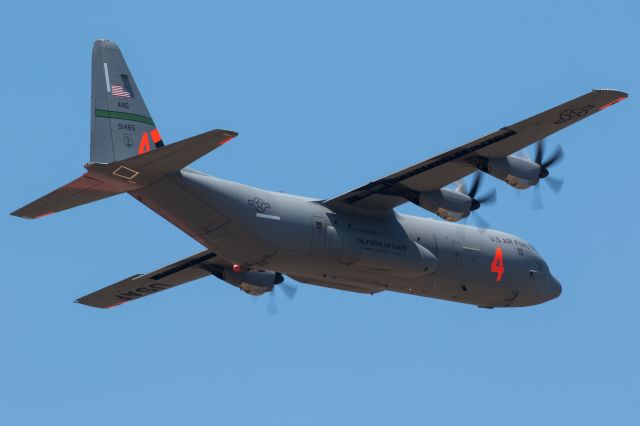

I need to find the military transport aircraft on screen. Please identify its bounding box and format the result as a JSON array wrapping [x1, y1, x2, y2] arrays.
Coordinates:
[[11, 40, 627, 309]]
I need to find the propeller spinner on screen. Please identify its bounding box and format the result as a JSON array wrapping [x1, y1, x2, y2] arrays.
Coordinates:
[[531, 139, 565, 209], [455, 172, 497, 227], [534, 139, 565, 193]]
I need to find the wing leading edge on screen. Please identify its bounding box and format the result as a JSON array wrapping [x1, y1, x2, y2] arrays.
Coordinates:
[[325, 89, 627, 211]]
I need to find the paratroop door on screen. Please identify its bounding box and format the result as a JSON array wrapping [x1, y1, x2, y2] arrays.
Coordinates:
[[310, 216, 327, 253]]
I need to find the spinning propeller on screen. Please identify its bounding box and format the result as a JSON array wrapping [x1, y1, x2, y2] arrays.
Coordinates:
[[456, 172, 497, 228], [267, 281, 298, 315], [532, 139, 565, 209]]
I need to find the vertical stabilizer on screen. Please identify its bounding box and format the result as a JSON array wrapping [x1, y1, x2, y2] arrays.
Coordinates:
[[11, 40, 237, 220], [91, 40, 164, 163]]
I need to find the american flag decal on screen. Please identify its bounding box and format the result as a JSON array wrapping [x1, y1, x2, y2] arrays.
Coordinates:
[[111, 84, 131, 98]]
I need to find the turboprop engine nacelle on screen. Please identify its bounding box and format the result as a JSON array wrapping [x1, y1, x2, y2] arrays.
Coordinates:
[[221, 269, 284, 296], [417, 188, 472, 222], [477, 155, 540, 189]]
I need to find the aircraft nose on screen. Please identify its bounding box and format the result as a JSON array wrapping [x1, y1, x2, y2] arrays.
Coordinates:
[[547, 273, 562, 301]]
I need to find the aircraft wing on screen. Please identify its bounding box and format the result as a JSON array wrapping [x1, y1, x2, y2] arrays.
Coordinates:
[[75, 250, 228, 308], [325, 89, 627, 211]]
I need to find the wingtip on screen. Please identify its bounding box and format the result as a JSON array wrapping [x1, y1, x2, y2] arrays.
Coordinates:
[[10, 211, 54, 219], [9, 210, 37, 219], [218, 129, 239, 137], [215, 130, 239, 146], [596, 91, 628, 111], [593, 88, 629, 98], [74, 298, 113, 309]]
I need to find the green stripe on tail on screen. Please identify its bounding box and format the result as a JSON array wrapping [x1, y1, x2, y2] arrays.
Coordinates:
[[95, 109, 155, 125]]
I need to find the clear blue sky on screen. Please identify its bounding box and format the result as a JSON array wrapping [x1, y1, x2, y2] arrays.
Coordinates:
[[2, 1, 638, 425]]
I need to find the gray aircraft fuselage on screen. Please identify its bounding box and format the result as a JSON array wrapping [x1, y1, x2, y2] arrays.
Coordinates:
[[132, 168, 562, 308]]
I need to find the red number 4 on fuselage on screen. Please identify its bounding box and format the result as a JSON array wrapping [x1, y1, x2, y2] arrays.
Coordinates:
[[491, 247, 504, 282]]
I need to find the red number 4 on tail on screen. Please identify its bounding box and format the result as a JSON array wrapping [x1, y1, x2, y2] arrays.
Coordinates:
[[491, 247, 504, 282]]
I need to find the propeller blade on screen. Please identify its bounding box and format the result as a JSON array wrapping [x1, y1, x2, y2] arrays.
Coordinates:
[[544, 175, 564, 194], [532, 185, 543, 210], [476, 188, 497, 205], [267, 290, 278, 315], [279, 282, 298, 300], [514, 187, 523, 198], [471, 212, 490, 229], [532, 138, 564, 203], [542, 145, 564, 169], [534, 139, 545, 165], [467, 173, 482, 199]]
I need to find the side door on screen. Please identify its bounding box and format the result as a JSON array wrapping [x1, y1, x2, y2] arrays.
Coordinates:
[[310, 215, 328, 254]]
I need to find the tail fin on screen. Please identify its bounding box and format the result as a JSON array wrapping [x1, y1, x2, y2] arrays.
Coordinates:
[[91, 39, 163, 163], [11, 40, 238, 219]]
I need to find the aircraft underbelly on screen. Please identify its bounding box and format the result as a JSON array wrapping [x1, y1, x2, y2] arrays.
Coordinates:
[[269, 255, 504, 306]]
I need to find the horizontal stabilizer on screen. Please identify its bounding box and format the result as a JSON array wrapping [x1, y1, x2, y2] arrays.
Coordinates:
[[12, 129, 237, 219], [11, 175, 121, 219], [76, 249, 226, 308], [85, 129, 238, 188]]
